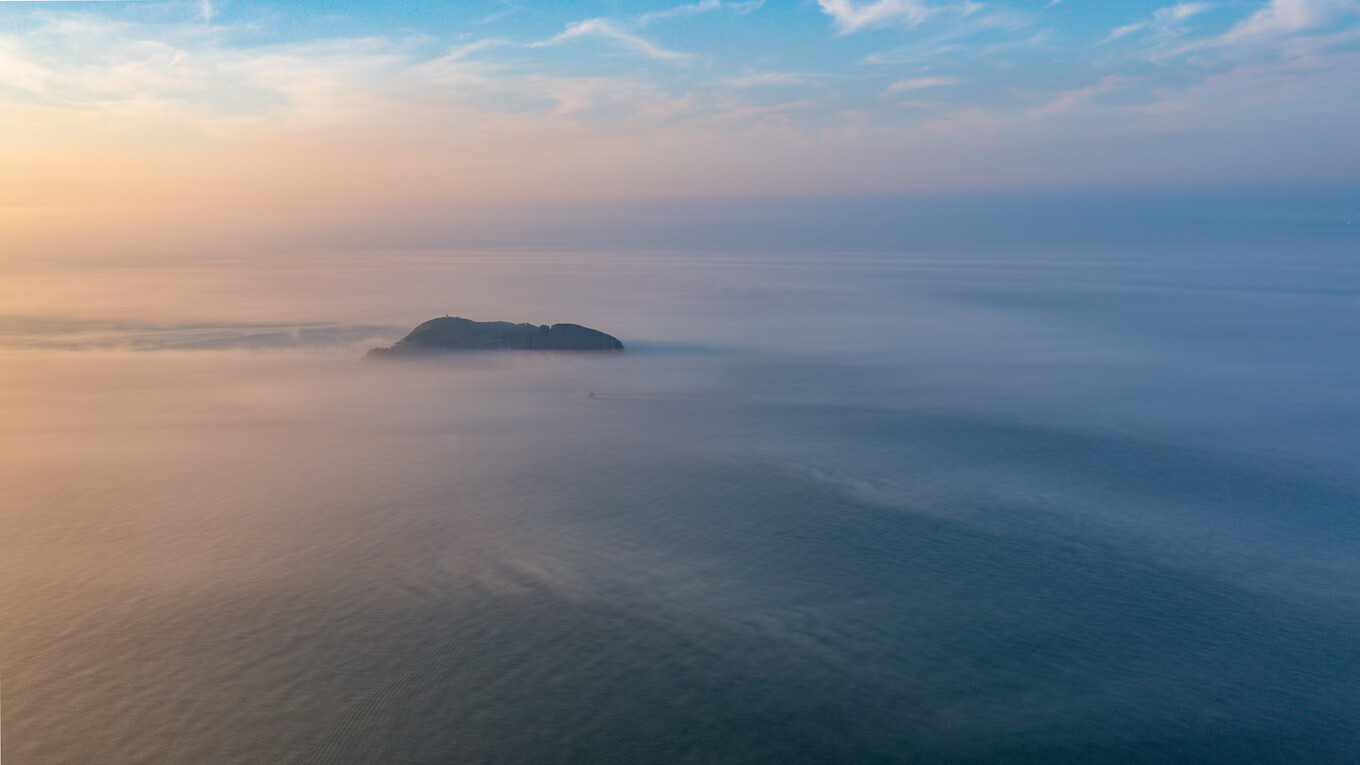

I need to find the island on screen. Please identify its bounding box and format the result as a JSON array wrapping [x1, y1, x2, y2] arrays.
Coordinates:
[[366, 316, 624, 358]]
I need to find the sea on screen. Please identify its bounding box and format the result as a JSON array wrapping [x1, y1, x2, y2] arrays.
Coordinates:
[[2, 193, 1358, 763]]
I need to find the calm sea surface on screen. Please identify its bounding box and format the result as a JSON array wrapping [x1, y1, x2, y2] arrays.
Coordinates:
[[3, 206, 1359, 762]]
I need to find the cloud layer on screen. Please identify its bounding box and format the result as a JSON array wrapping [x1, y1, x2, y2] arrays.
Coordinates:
[[0, 0, 1356, 255]]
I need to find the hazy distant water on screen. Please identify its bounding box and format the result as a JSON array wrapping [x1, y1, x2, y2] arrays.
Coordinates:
[[3, 209, 1360, 763]]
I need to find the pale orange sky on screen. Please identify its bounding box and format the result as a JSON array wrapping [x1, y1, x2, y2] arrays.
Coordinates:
[[2, 0, 1357, 330], [4, 0, 1358, 268]]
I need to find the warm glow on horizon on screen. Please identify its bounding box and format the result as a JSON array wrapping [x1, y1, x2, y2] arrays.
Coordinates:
[[2, 0, 1358, 265]]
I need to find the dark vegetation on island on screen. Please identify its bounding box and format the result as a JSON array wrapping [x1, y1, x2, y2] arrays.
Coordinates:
[[366, 316, 624, 358]]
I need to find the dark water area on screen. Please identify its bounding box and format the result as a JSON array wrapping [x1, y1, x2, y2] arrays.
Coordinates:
[[3, 209, 1359, 762]]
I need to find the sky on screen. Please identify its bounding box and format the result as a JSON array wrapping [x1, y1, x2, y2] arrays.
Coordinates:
[[1, 0, 1358, 257]]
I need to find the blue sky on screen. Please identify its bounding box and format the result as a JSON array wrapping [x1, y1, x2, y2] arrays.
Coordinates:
[[1, 0, 1358, 244]]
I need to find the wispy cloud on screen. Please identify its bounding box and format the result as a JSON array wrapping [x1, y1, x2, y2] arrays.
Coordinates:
[[637, 0, 764, 26], [883, 75, 957, 94], [1099, 3, 1213, 45], [1102, 22, 1148, 44], [1156, 0, 1359, 59], [1029, 74, 1140, 118], [1217, 0, 1357, 46], [531, 18, 689, 60], [816, 0, 944, 33], [721, 71, 828, 88], [1, 0, 1358, 217]]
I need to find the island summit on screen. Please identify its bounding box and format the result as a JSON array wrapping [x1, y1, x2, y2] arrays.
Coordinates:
[[367, 317, 624, 358]]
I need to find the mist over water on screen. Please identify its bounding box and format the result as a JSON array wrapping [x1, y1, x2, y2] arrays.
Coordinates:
[[3, 199, 1360, 763]]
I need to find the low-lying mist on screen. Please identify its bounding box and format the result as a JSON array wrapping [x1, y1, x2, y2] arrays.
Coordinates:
[[4, 201, 1360, 761]]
